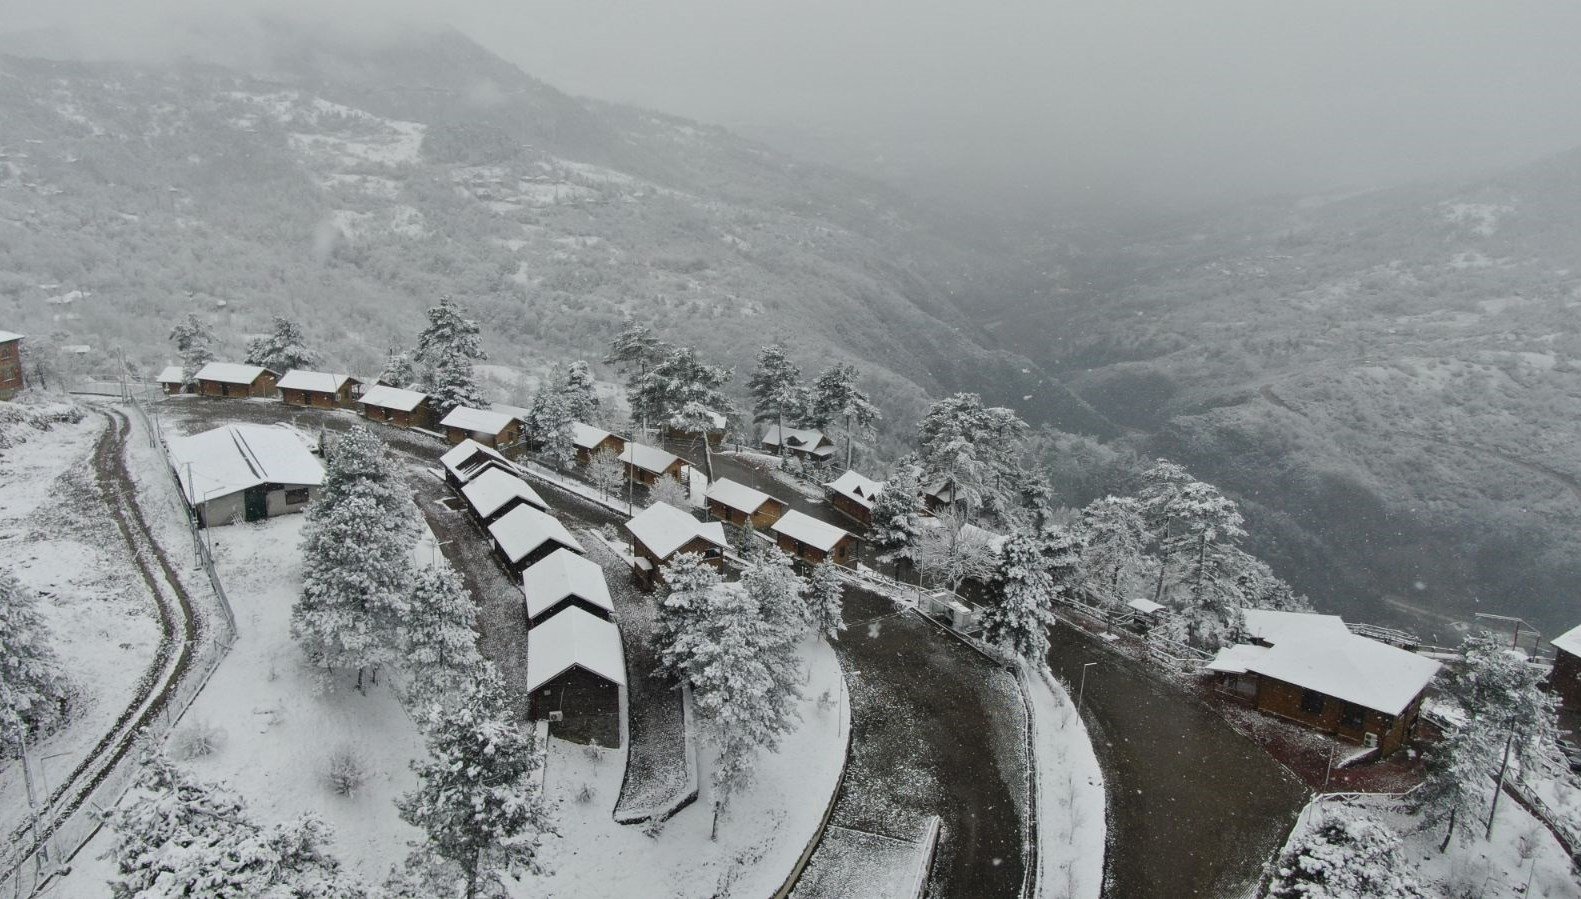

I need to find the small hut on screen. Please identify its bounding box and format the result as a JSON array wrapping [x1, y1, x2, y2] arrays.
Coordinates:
[[439, 405, 523, 449], [167, 424, 324, 527], [525, 606, 626, 745], [440, 438, 519, 488], [156, 365, 187, 396], [193, 362, 279, 398], [771, 509, 857, 567], [573, 423, 626, 465], [823, 470, 884, 526], [277, 370, 362, 409], [704, 478, 788, 529], [358, 385, 433, 429], [0, 331, 21, 399], [522, 549, 615, 627], [762, 425, 836, 462], [488, 504, 584, 576], [623, 501, 728, 588], [618, 443, 685, 487], [461, 466, 549, 525], [1550, 624, 1581, 715]]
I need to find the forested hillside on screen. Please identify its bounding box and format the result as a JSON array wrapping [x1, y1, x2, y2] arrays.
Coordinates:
[[0, 24, 1111, 457], [987, 156, 1581, 636]]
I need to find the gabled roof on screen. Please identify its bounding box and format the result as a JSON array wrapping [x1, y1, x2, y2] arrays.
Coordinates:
[[705, 478, 779, 515], [359, 384, 429, 412], [771, 509, 852, 553], [572, 422, 621, 451], [1553, 623, 1581, 659], [824, 470, 884, 510], [1207, 643, 1270, 675], [440, 405, 516, 435], [461, 466, 548, 518], [924, 479, 956, 502], [277, 370, 357, 393], [525, 605, 626, 692], [488, 504, 584, 564], [194, 362, 272, 385], [669, 408, 726, 431], [1127, 598, 1167, 616], [1246, 632, 1441, 717], [0, 330, 22, 344], [156, 365, 185, 384], [1240, 608, 1350, 646], [625, 501, 727, 560], [522, 549, 614, 620], [168, 424, 324, 503], [618, 442, 681, 475], [762, 425, 835, 454], [440, 439, 518, 484]]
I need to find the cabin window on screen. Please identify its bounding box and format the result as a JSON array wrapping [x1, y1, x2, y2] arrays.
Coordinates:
[[1340, 703, 1366, 730], [285, 488, 311, 505], [1299, 689, 1326, 715]]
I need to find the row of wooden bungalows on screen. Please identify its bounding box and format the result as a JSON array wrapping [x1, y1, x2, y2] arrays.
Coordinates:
[[440, 439, 626, 741]]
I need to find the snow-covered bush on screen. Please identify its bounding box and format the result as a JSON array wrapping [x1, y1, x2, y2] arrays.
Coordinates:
[[173, 719, 226, 760], [1269, 809, 1425, 898], [0, 568, 70, 743], [648, 476, 690, 509], [0, 399, 84, 449], [325, 744, 368, 797]]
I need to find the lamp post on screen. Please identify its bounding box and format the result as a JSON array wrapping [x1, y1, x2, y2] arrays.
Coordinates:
[[1077, 661, 1097, 712]]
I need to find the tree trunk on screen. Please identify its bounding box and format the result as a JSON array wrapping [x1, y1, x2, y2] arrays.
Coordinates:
[[845, 412, 854, 470], [356, 667, 364, 694], [1439, 806, 1457, 853], [711, 798, 723, 841], [465, 850, 481, 899], [701, 435, 715, 483], [776, 409, 786, 458]]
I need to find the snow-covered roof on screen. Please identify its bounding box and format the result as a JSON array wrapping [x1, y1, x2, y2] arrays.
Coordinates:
[[572, 422, 619, 451], [1246, 633, 1442, 717], [155, 365, 184, 384], [959, 522, 1009, 553], [0, 330, 22, 343], [1207, 643, 1270, 675], [522, 548, 614, 620], [824, 470, 884, 509], [440, 405, 516, 435], [772, 509, 852, 553], [705, 478, 778, 515], [1553, 623, 1581, 658], [440, 439, 518, 483], [488, 505, 584, 564], [1127, 598, 1167, 616], [670, 408, 726, 431], [925, 480, 956, 502], [625, 501, 727, 560], [277, 370, 356, 393], [526, 605, 626, 692], [359, 384, 428, 412], [461, 466, 548, 518], [1241, 608, 1350, 646], [193, 362, 272, 385], [168, 424, 325, 503], [618, 442, 681, 475], [762, 425, 835, 455]]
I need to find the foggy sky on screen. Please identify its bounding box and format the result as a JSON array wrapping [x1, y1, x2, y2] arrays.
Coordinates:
[[7, 0, 1581, 211]]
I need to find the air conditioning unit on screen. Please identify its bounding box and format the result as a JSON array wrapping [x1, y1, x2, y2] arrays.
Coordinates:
[[1363, 732, 1379, 748], [949, 601, 977, 632], [548, 711, 564, 723]]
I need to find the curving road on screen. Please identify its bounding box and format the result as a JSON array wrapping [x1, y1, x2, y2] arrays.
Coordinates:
[[1047, 623, 1306, 899]]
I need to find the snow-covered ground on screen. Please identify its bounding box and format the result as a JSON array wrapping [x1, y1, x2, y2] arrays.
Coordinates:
[[517, 637, 848, 898], [1024, 665, 1105, 899]]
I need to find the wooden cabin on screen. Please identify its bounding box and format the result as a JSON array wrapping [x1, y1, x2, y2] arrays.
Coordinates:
[[624, 501, 728, 588], [1550, 624, 1581, 715], [460, 466, 549, 525], [771, 509, 857, 568], [358, 384, 433, 429], [488, 504, 585, 576], [277, 370, 362, 409], [440, 439, 520, 488], [618, 443, 686, 488], [1209, 625, 1440, 757], [522, 549, 615, 627], [526, 606, 626, 747], [440, 405, 523, 450], [155, 365, 188, 396], [762, 425, 836, 462], [923, 479, 956, 515], [704, 478, 788, 529], [824, 470, 884, 527], [662, 407, 727, 449], [573, 422, 626, 465], [166, 424, 324, 527], [0, 331, 20, 399], [193, 362, 279, 398]]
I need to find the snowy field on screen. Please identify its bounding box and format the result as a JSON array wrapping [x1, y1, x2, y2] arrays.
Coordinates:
[[518, 637, 848, 898], [0, 406, 161, 849]]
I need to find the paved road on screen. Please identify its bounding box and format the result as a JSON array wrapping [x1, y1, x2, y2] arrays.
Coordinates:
[[1048, 624, 1307, 899]]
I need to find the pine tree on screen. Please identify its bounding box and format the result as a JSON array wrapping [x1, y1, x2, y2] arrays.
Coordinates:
[[1075, 496, 1152, 609], [748, 345, 803, 458], [291, 427, 417, 690], [243, 316, 317, 373], [380, 350, 419, 389], [632, 347, 731, 479], [1269, 811, 1425, 898], [806, 563, 846, 641], [980, 528, 1060, 667], [653, 552, 724, 679], [604, 316, 669, 436], [525, 368, 577, 467], [1227, 549, 1311, 613], [916, 394, 1027, 525], [559, 360, 599, 422], [809, 363, 880, 470], [168, 313, 214, 385], [398, 674, 551, 899], [414, 297, 487, 417], [870, 460, 925, 571], [740, 546, 809, 641], [1413, 721, 1489, 851], [1454, 631, 1561, 778], [0, 568, 69, 741], [404, 562, 485, 709]]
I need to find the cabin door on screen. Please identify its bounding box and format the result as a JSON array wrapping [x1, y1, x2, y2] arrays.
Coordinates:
[[243, 487, 269, 522]]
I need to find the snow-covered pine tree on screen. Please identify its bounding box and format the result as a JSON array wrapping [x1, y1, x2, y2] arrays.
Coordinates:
[[1452, 631, 1561, 778], [397, 674, 551, 899], [243, 316, 317, 373], [1076, 496, 1152, 610], [807, 562, 847, 641], [915, 393, 1028, 525], [869, 459, 925, 571], [1269, 810, 1425, 898], [525, 370, 577, 467], [604, 315, 669, 436], [168, 313, 215, 385], [1145, 471, 1247, 649], [740, 546, 809, 641], [291, 427, 417, 690], [380, 349, 419, 389], [0, 568, 69, 741], [809, 362, 880, 470], [634, 347, 730, 479], [413, 297, 487, 417], [404, 561, 485, 710], [560, 360, 600, 423], [1412, 721, 1489, 851], [653, 552, 725, 680], [1227, 548, 1311, 612], [748, 345, 803, 458], [980, 528, 1060, 667]]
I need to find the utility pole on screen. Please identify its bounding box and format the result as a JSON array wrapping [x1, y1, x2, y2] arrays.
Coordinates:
[[1077, 661, 1097, 712], [16, 729, 47, 879]]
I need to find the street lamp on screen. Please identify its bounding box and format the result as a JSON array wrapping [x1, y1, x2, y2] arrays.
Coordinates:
[[1077, 661, 1097, 712]]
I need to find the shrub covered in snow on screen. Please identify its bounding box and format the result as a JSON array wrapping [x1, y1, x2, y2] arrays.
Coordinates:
[[172, 719, 226, 760], [0, 567, 70, 744], [1269, 809, 1426, 898], [0, 398, 84, 449], [324, 744, 369, 797]]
